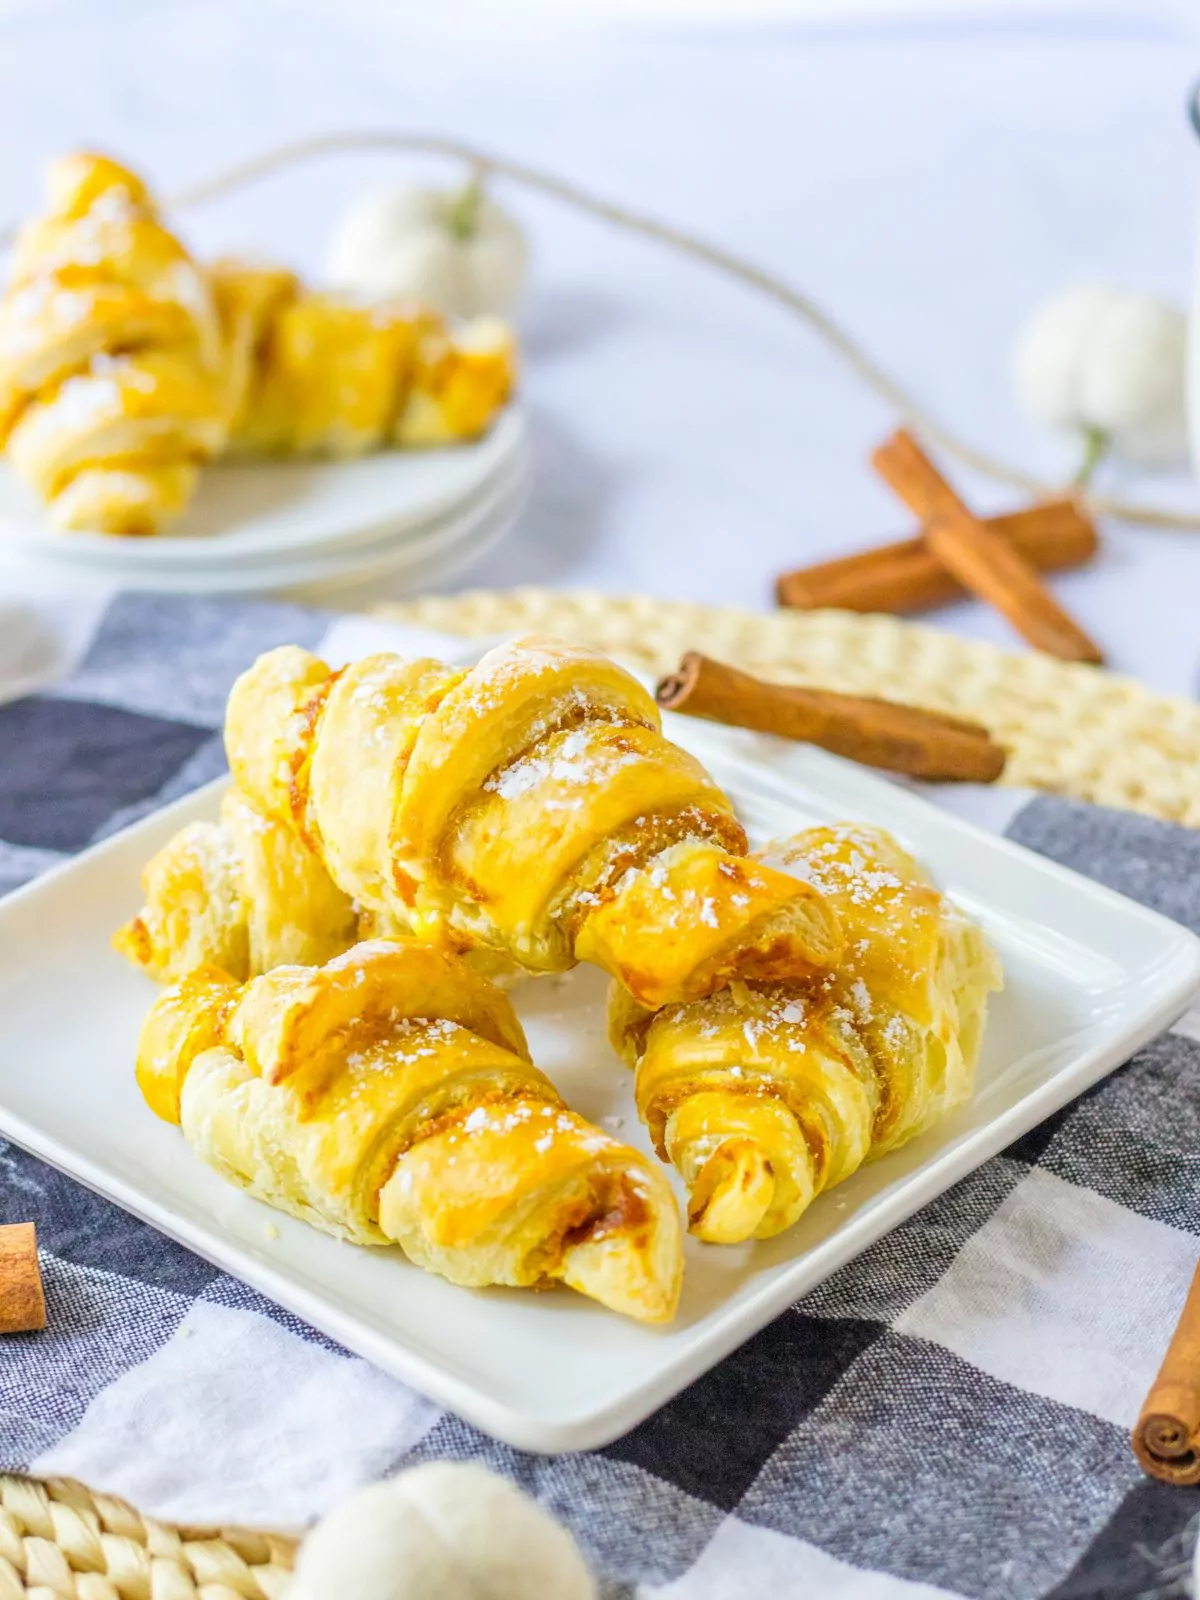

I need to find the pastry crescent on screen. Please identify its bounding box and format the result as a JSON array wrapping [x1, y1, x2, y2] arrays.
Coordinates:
[[0, 153, 226, 535], [137, 938, 683, 1322], [215, 637, 843, 1006], [610, 824, 1002, 1243]]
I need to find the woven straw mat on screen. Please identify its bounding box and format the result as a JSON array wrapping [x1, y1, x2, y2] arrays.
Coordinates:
[[0, 1474, 296, 1598], [378, 588, 1200, 827]]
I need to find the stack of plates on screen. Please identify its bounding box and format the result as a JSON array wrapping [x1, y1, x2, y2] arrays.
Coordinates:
[[0, 406, 529, 601]]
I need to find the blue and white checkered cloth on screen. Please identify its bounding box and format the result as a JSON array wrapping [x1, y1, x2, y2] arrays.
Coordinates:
[[2, 591, 1199, 1599]]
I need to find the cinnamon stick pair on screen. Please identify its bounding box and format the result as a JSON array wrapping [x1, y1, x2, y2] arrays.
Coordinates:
[[777, 429, 1103, 665], [872, 431, 1103, 664], [777, 498, 1097, 615], [657, 651, 1005, 783]]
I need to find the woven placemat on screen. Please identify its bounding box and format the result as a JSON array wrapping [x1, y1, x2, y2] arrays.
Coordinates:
[[378, 588, 1200, 826], [0, 1475, 295, 1598]]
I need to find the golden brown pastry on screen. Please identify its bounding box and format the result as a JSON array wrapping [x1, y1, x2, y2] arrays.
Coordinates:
[[610, 824, 1002, 1244], [113, 786, 360, 984], [137, 938, 683, 1322], [112, 783, 527, 987], [391, 313, 516, 448], [209, 258, 515, 458], [205, 259, 299, 446], [0, 153, 227, 534], [110, 777, 524, 985], [214, 637, 842, 1008]]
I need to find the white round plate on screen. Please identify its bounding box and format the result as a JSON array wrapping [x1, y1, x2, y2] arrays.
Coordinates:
[[13, 432, 530, 584], [283, 472, 529, 606], [247, 445, 530, 597], [0, 446, 530, 598], [0, 405, 526, 568]]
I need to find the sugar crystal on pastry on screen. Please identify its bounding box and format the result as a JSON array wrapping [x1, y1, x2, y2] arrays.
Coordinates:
[[135, 938, 682, 1321], [0, 152, 228, 534], [211, 635, 844, 1008], [611, 823, 1002, 1245]]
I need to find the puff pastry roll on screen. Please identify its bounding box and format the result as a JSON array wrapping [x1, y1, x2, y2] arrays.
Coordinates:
[[137, 938, 683, 1321], [610, 824, 1002, 1244], [218, 637, 842, 1007], [113, 786, 360, 983], [209, 258, 515, 458], [0, 153, 226, 534]]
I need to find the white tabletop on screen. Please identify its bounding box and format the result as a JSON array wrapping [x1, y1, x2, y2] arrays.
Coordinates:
[[1, 1, 1199, 691]]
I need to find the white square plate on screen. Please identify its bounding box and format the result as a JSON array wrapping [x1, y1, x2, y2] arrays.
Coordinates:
[[1, 703, 1198, 1453]]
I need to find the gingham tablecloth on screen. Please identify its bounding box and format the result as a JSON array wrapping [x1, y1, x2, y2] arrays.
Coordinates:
[[2, 592, 1200, 1600]]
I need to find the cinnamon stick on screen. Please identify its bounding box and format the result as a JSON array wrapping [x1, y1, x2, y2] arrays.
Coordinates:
[[1133, 1262, 1200, 1485], [776, 498, 1098, 615], [657, 651, 1006, 783], [0, 1223, 46, 1334], [872, 430, 1104, 664]]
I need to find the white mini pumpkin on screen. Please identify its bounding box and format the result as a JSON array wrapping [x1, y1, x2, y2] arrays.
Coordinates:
[[1013, 284, 1188, 475], [288, 1462, 597, 1600], [327, 180, 529, 320]]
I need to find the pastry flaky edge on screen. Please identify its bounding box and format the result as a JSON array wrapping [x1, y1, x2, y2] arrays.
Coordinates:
[[205, 635, 843, 1008], [610, 824, 1003, 1245], [111, 782, 517, 987], [113, 785, 361, 983], [136, 936, 684, 1323]]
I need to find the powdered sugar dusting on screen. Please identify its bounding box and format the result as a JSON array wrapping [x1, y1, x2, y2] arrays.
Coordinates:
[[487, 726, 620, 805]]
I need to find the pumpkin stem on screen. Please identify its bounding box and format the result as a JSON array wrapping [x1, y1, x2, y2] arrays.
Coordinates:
[[446, 172, 485, 242], [1073, 425, 1109, 488]]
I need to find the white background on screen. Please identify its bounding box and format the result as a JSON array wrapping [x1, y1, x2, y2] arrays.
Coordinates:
[[1, 1, 1199, 690]]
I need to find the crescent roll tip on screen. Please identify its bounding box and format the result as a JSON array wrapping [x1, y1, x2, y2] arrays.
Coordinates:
[[615, 823, 1002, 1245]]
